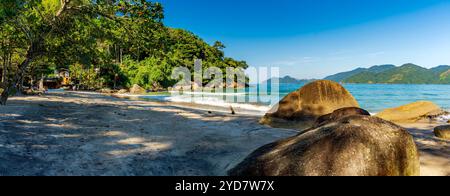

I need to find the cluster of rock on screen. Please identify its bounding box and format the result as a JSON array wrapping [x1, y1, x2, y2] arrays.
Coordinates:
[[169, 81, 247, 91], [230, 80, 433, 176], [114, 81, 247, 95]]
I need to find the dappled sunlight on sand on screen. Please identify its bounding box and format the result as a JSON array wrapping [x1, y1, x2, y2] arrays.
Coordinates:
[[0, 113, 22, 118], [102, 131, 127, 137], [3, 91, 447, 176], [107, 139, 173, 158], [0, 92, 297, 175], [16, 120, 41, 124], [49, 134, 82, 139]]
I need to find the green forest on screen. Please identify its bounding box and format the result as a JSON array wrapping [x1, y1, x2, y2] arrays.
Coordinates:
[[325, 64, 450, 84], [343, 64, 450, 84], [0, 0, 248, 104]]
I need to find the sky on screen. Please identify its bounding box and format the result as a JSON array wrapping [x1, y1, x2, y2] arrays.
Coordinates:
[[157, 0, 450, 79]]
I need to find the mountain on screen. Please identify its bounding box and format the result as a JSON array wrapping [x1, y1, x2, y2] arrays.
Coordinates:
[[430, 65, 450, 74], [341, 64, 450, 84], [265, 76, 314, 84], [324, 64, 395, 82]]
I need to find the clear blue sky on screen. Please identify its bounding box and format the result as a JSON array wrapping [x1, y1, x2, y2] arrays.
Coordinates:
[[157, 0, 450, 79]]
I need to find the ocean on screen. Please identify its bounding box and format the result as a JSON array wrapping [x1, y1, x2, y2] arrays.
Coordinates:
[[135, 83, 450, 118]]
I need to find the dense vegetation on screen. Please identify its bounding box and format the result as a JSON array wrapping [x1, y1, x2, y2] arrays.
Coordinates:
[[324, 64, 396, 82], [0, 0, 248, 104], [326, 64, 450, 84]]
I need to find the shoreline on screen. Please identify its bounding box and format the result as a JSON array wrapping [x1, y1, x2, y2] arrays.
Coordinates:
[[111, 92, 271, 117], [0, 91, 448, 176], [111, 91, 450, 122]]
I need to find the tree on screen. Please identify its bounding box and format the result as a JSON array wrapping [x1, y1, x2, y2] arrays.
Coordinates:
[[0, 0, 164, 104], [0, 0, 249, 104]]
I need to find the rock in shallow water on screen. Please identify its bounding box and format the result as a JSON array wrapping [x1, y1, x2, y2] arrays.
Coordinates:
[[260, 80, 359, 130], [230, 115, 420, 176], [375, 101, 446, 123], [434, 125, 450, 140]]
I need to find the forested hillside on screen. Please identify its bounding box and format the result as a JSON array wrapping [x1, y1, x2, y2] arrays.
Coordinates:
[[325, 64, 450, 84]]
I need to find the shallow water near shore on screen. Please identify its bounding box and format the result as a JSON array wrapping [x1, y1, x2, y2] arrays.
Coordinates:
[[118, 83, 450, 121]]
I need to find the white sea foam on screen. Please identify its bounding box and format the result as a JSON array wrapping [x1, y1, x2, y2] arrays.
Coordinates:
[[168, 91, 247, 96], [164, 95, 272, 114], [436, 112, 450, 122]]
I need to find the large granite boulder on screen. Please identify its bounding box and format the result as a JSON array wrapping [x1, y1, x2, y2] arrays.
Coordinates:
[[230, 115, 420, 176], [434, 125, 450, 140], [375, 101, 447, 123], [129, 84, 146, 95], [260, 80, 359, 130], [312, 107, 371, 129]]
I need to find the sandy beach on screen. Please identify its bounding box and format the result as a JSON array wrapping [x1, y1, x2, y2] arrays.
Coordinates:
[[0, 91, 448, 176]]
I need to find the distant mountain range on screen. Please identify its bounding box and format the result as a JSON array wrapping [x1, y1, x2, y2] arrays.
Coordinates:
[[324, 64, 450, 84], [264, 76, 315, 84], [324, 64, 396, 82], [268, 64, 450, 85]]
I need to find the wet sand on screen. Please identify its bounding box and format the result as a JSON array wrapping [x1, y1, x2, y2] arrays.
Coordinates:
[[0, 91, 448, 176]]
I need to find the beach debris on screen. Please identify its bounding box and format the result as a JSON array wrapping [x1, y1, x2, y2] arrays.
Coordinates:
[[260, 80, 359, 130], [375, 101, 447, 123], [229, 115, 420, 176], [230, 106, 236, 115], [434, 125, 450, 140]]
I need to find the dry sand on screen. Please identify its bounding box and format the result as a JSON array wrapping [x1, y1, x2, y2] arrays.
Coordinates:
[[398, 123, 449, 176], [0, 91, 295, 176], [0, 91, 448, 176]]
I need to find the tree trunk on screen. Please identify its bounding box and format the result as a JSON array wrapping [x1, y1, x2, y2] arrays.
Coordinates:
[[0, 51, 32, 105], [39, 74, 44, 91], [1, 53, 6, 83], [1, 0, 70, 105], [0, 87, 8, 105]]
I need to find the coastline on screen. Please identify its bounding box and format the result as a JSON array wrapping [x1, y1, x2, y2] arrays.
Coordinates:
[[111, 91, 450, 123], [111, 92, 271, 117], [0, 91, 448, 176]]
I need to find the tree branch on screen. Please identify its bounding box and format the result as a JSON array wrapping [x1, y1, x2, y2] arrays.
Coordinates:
[[56, 0, 71, 18]]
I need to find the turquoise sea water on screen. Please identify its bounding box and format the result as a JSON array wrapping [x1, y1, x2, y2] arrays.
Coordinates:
[[137, 83, 450, 114], [344, 84, 450, 112], [278, 83, 450, 112]]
